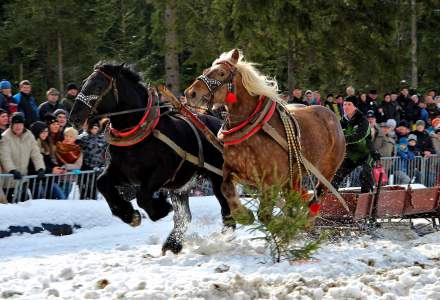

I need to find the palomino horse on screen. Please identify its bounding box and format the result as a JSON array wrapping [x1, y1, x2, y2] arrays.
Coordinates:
[[185, 49, 346, 224]]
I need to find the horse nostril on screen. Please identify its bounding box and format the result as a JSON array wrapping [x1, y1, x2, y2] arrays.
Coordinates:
[[191, 91, 197, 98]]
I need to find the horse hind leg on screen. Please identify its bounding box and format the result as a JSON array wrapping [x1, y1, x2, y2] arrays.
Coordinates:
[[97, 166, 141, 227], [162, 191, 192, 255]]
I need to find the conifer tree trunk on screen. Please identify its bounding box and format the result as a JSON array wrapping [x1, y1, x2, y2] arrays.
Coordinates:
[[164, 2, 180, 95], [57, 31, 64, 94], [411, 0, 417, 89], [287, 34, 295, 95]]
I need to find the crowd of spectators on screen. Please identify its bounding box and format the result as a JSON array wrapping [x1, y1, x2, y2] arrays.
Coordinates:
[[0, 79, 107, 203], [284, 85, 440, 184]]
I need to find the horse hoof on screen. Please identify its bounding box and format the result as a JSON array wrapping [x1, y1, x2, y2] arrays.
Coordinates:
[[130, 210, 142, 227], [222, 215, 237, 231], [161, 241, 183, 255], [231, 208, 255, 225]]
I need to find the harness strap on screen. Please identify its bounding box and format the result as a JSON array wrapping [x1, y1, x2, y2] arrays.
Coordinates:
[[261, 122, 350, 213], [173, 115, 205, 168], [152, 130, 223, 177]]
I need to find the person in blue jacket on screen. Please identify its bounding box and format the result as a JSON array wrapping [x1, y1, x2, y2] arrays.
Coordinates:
[[13, 80, 39, 128]]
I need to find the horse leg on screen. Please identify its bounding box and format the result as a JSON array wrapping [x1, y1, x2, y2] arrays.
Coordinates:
[[136, 184, 172, 221], [221, 171, 255, 225], [162, 191, 191, 255], [97, 166, 141, 227], [209, 174, 236, 230]]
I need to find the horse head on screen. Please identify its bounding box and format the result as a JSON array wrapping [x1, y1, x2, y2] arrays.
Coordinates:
[[185, 49, 281, 117], [70, 63, 145, 130]]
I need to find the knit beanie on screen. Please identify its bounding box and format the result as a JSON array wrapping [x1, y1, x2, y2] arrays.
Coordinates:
[[30, 121, 48, 139], [0, 79, 11, 89]]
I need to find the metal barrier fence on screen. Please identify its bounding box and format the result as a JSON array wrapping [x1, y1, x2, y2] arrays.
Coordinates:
[[1, 155, 440, 204], [0, 170, 99, 204], [342, 154, 440, 188]]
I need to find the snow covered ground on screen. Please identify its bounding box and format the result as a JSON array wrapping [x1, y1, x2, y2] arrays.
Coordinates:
[[1, 197, 440, 299]]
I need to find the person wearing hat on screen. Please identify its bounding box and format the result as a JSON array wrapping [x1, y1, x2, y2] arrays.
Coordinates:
[[409, 120, 436, 157], [331, 96, 379, 193], [0, 112, 45, 201], [397, 87, 411, 120], [13, 80, 40, 128], [29, 121, 66, 199], [0, 79, 17, 115], [44, 113, 63, 147], [374, 122, 396, 157], [60, 82, 79, 114], [54, 108, 71, 135], [407, 133, 422, 156], [430, 127, 440, 155], [77, 118, 107, 199], [38, 88, 65, 120]]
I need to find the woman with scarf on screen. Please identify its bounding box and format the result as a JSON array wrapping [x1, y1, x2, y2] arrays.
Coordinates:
[[29, 121, 66, 199]]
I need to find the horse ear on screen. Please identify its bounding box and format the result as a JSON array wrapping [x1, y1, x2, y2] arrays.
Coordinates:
[[230, 49, 240, 65]]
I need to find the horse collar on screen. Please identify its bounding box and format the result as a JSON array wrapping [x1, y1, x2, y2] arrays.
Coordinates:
[[218, 96, 277, 145], [105, 90, 161, 147]]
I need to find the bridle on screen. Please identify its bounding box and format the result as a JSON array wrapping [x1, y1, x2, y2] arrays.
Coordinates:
[[196, 61, 237, 104], [76, 69, 146, 119]]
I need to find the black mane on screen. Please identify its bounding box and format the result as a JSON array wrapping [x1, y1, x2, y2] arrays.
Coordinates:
[[94, 61, 144, 84]]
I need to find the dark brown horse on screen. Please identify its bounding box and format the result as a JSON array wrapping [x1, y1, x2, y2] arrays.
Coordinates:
[[185, 49, 346, 224]]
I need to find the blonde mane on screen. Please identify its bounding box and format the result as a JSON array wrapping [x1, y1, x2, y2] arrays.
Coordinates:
[[213, 50, 282, 102]]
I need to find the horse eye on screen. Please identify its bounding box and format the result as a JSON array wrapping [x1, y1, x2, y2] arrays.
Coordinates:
[[220, 71, 225, 77]]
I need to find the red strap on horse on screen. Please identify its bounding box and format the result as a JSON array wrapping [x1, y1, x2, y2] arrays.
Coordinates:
[[222, 96, 265, 135], [110, 92, 154, 138], [222, 96, 277, 145]]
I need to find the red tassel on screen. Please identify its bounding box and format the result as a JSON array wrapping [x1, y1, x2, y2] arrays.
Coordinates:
[[225, 92, 237, 103], [309, 203, 320, 216]]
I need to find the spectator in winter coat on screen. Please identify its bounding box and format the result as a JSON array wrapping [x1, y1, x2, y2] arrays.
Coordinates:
[[38, 88, 65, 120], [288, 88, 308, 105], [357, 93, 369, 114], [54, 108, 71, 134], [56, 127, 82, 171], [77, 119, 107, 199], [395, 137, 416, 184], [55, 127, 83, 198], [324, 94, 343, 120], [431, 127, 440, 155], [418, 101, 430, 124], [397, 87, 411, 120], [396, 120, 411, 141], [0, 109, 9, 135], [45, 113, 63, 150], [410, 120, 436, 157], [407, 134, 423, 156], [0, 113, 45, 201], [77, 119, 107, 171], [29, 121, 66, 199], [60, 83, 79, 114], [374, 123, 396, 157], [331, 96, 379, 193], [0, 80, 17, 115], [378, 93, 399, 123], [366, 90, 379, 117], [13, 80, 39, 127]]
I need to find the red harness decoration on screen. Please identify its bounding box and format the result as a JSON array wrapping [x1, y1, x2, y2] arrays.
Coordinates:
[[106, 92, 161, 147], [221, 96, 277, 145]]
